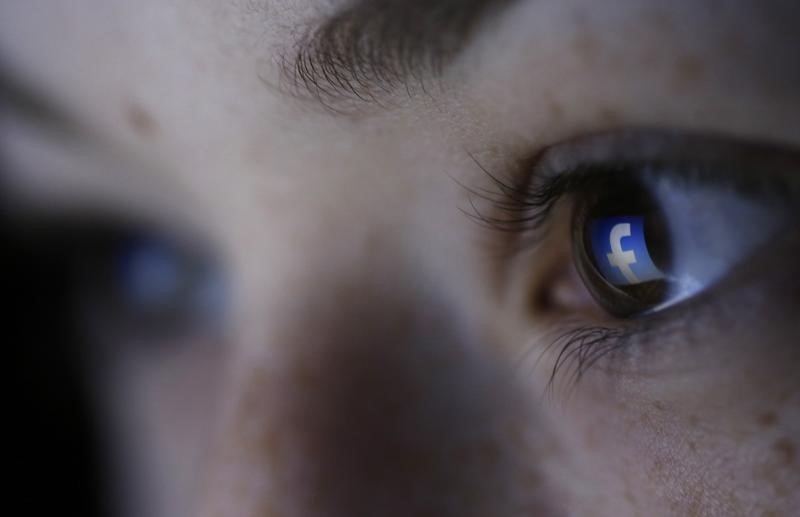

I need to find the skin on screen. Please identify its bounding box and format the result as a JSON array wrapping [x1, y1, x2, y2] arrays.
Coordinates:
[[1, 0, 798, 516]]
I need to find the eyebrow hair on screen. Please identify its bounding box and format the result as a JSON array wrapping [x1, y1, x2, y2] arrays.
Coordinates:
[[282, 0, 517, 112]]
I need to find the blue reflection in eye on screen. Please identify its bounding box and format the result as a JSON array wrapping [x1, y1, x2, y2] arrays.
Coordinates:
[[118, 239, 183, 309], [645, 177, 784, 306], [188, 261, 228, 319], [589, 215, 664, 286], [112, 235, 227, 333], [579, 169, 788, 315]]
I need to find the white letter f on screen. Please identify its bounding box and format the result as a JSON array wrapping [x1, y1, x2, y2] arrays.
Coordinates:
[[607, 223, 640, 284]]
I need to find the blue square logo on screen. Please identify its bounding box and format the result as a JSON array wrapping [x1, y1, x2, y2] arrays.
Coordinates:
[[589, 216, 664, 286]]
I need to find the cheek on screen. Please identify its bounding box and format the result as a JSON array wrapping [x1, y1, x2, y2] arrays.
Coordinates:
[[558, 340, 800, 517], [197, 280, 568, 517], [546, 234, 800, 514]]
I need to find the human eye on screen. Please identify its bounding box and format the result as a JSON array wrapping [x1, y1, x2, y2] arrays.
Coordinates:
[[3, 81, 231, 517], [1, 96, 228, 350], [5, 209, 228, 350], [475, 129, 800, 381]]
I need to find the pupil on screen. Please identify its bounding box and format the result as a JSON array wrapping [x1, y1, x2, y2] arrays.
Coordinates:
[[576, 176, 673, 316], [118, 239, 183, 310]]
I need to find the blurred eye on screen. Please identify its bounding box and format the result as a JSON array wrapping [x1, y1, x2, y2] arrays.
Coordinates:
[[84, 227, 228, 342], [572, 165, 790, 317], [6, 212, 228, 346], [3, 207, 228, 516]]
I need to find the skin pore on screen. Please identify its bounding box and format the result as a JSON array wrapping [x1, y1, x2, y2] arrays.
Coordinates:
[[1, 0, 798, 516]]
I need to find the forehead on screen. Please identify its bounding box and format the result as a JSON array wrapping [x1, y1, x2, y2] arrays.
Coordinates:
[[1, 0, 797, 176], [2, 1, 796, 104]]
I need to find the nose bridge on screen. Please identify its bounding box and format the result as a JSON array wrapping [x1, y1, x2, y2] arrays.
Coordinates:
[[203, 249, 555, 516], [276, 287, 507, 515]]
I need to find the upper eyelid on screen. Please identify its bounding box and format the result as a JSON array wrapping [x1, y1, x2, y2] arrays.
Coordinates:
[[0, 108, 200, 239], [465, 129, 800, 260], [533, 129, 800, 182]]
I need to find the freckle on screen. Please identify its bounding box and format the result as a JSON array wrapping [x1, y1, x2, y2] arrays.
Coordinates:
[[644, 9, 676, 33], [547, 96, 564, 121], [125, 102, 159, 138], [674, 55, 706, 84], [583, 422, 605, 450], [773, 438, 796, 466], [686, 488, 703, 517], [623, 484, 637, 505], [720, 31, 746, 55], [571, 32, 601, 65], [638, 47, 662, 68], [688, 440, 697, 453], [687, 413, 699, 427], [652, 400, 666, 411], [597, 107, 621, 126], [652, 455, 665, 475], [757, 411, 778, 428]]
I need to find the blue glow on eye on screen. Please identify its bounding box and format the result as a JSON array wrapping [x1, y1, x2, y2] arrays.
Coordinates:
[[189, 265, 228, 318], [114, 235, 229, 332], [118, 239, 182, 308], [589, 216, 664, 286]]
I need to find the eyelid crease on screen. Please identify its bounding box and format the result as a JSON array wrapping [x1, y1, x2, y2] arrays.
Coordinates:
[[466, 130, 800, 254], [534, 129, 800, 182]]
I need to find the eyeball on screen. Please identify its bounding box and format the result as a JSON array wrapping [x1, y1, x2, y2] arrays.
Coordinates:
[[573, 166, 788, 318], [70, 223, 229, 344]]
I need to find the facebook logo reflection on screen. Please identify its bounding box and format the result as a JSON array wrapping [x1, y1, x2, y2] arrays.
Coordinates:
[[589, 216, 664, 286]]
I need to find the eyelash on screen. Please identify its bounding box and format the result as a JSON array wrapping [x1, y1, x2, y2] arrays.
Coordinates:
[[463, 159, 640, 390], [466, 137, 797, 390], [539, 324, 631, 398], [467, 155, 792, 245], [462, 153, 568, 240]]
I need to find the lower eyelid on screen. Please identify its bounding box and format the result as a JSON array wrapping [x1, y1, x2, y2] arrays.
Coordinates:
[[560, 228, 800, 381], [537, 216, 800, 387], [541, 324, 632, 392]]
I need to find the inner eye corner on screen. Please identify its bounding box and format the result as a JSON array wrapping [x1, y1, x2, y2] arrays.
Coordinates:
[[523, 207, 603, 321]]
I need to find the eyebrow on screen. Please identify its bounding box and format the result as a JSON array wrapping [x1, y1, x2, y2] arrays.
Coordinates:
[[282, 0, 517, 112]]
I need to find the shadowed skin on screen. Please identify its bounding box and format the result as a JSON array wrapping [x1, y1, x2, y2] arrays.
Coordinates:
[[0, 0, 798, 516]]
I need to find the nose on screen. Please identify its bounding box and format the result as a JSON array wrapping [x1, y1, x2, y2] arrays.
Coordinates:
[[198, 235, 558, 516]]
